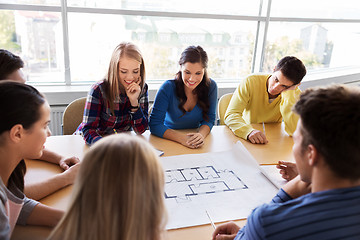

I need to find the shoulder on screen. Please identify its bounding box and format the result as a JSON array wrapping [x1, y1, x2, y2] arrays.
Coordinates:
[[91, 80, 105, 89], [238, 74, 269, 91], [89, 80, 106, 95], [159, 79, 176, 92], [208, 78, 218, 89], [244, 73, 270, 83]]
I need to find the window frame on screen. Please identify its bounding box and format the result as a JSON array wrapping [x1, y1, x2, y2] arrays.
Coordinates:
[[0, 0, 360, 86]]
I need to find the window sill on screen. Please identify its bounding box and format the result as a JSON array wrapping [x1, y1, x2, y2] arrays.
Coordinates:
[[35, 67, 360, 106]]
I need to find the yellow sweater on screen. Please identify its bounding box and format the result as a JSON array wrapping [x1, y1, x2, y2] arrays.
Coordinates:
[[224, 74, 301, 139]]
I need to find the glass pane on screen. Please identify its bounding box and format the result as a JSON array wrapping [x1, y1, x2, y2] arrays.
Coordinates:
[[271, 0, 360, 19], [68, 13, 257, 83], [0, 0, 60, 6], [68, 0, 261, 16], [263, 22, 360, 73], [0, 10, 65, 83]]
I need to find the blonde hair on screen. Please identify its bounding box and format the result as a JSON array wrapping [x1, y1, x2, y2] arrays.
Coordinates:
[[104, 42, 146, 113], [49, 134, 166, 240]]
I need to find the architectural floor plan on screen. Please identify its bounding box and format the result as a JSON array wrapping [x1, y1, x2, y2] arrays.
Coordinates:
[[161, 142, 279, 230], [165, 166, 248, 202]]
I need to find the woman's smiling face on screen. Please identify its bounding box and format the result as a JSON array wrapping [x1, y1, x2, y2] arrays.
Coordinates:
[[181, 62, 205, 90]]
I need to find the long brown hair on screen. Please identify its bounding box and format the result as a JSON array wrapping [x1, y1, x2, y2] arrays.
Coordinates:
[[175, 45, 210, 121], [49, 134, 167, 240], [104, 42, 146, 113]]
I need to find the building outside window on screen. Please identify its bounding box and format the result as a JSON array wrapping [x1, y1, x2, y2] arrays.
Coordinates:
[[0, 0, 359, 85]]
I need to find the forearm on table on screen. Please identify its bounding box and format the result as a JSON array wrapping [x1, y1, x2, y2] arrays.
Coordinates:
[[224, 92, 253, 139], [24, 173, 71, 200], [82, 128, 102, 145], [162, 129, 187, 145], [38, 149, 62, 164], [224, 113, 254, 139]]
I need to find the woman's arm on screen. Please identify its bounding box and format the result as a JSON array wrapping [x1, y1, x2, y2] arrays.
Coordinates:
[[39, 149, 79, 170], [130, 83, 149, 134], [26, 203, 63, 227], [149, 81, 172, 137], [81, 84, 104, 145], [200, 79, 218, 131], [24, 163, 80, 200]]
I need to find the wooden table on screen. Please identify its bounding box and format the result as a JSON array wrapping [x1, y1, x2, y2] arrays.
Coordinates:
[[11, 124, 294, 240]]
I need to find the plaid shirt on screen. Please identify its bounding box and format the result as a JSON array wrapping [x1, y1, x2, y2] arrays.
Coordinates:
[[77, 80, 148, 145]]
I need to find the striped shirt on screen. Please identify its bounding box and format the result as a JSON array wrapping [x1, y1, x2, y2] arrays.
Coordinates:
[[235, 187, 360, 240], [77, 80, 148, 145]]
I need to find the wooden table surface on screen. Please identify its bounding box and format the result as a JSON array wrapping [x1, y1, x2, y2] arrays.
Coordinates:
[[12, 124, 294, 240]]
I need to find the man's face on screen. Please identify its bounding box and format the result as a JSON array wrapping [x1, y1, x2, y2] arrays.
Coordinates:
[[292, 119, 312, 183], [267, 70, 294, 97]]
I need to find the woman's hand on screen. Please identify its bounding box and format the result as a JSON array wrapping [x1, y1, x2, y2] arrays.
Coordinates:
[[125, 77, 142, 107], [59, 156, 80, 170], [186, 132, 205, 148]]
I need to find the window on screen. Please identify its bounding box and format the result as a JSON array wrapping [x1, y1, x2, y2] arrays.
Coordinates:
[[0, 9, 65, 83], [264, 22, 360, 72], [0, 0, 359, 85]]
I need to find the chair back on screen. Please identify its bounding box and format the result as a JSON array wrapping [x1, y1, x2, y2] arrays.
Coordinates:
[[62, 97, 87, 135], [217, 93, 233, 125]]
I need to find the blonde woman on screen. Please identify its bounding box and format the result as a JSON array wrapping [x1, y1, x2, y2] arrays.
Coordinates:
[[49, 134, 166, 240], [77, 42, 148, 145]]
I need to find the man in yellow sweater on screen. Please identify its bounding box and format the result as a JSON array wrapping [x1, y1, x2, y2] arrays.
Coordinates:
[[225, 56, 306, 144]]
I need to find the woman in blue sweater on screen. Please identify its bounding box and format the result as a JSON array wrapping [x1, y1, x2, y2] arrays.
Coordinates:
[[149, 46, 217, 149]]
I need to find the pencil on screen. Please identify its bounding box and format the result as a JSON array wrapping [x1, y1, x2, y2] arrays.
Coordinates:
[[205, 210, 216, 229], [262, 122, 266, 135], [113, 129, 118, 134]]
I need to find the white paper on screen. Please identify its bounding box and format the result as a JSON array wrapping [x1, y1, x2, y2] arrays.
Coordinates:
[[161, 141, 279, 229], [259, 165, 288, 189]]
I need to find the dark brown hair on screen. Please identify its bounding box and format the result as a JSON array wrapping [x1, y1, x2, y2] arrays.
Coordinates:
[[0, 81, 45, 191], [0, 49, 24, 80], [175, 46, 210, 121], [294, 85, 360, 180], [275, 56, 306, 85]]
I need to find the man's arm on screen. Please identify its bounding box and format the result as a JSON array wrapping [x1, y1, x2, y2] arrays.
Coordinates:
[[281, 175, 311, 199], [280, 87, 301, 136], [224, 81, 254, 140]]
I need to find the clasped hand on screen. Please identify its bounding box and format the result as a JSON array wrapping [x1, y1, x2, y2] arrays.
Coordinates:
[[185, 132, 204, 149]]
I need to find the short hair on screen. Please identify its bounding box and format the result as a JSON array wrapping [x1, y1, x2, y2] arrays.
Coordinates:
[[104, 42, 146, 113], [49, 134, 166, 240], [274, 56, 306, 85], [0, 49, 24, 80], [294, 85, 360, 180]]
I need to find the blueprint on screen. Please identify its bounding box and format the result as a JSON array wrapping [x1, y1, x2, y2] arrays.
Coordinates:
[[161, 141, 279, 229]]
